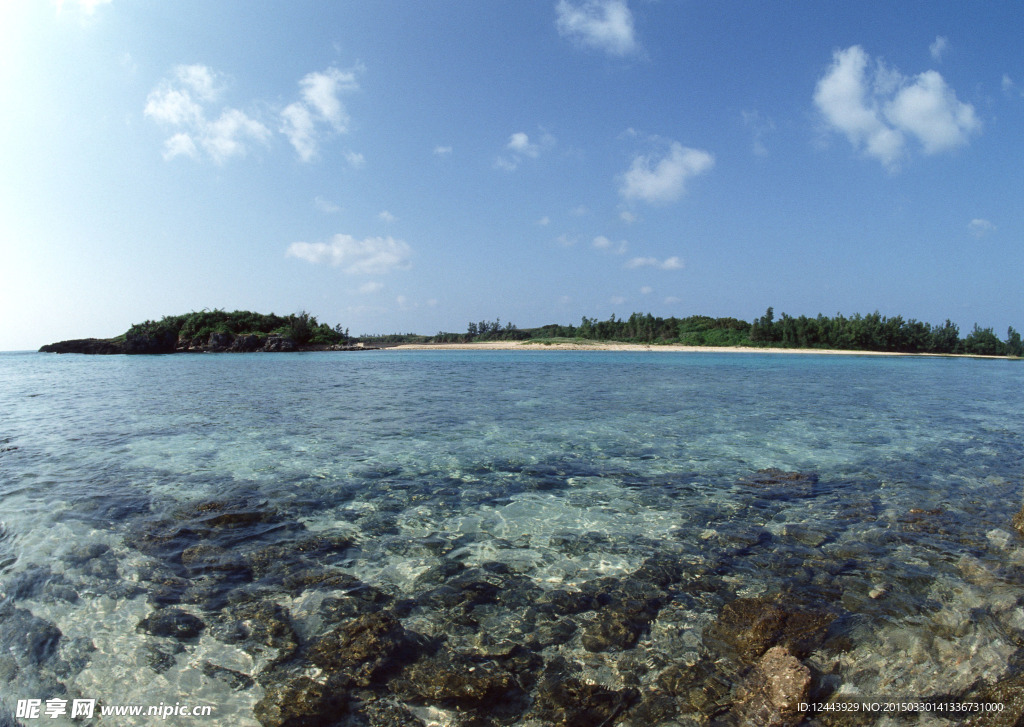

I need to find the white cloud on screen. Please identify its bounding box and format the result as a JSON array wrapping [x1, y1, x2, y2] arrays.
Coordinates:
[[556, 234, 578, 247], [144, 65, 270, 164], [378, 210, 396, 223], [300, 67, 358, 129], [968, 218, 996, 238], [496, 131, 554, 171], [433, 145, 453, 156], [664, 296, 681, 304], [929, 36, 948, 62], [508, 132, 539, 157], [314, 196, 340, 213], [619, 210, 637, 224], [886, 71, 981, 155], [814, 45, 980, 169], [202, 108, 272, 164], [538, 216, 551, 226], [281, 65, 361, 162], [610, 296, 626, 305], [625, 256, 683, 270], [344, 151, 366, 168], [620, 141, 714, 204], [162, 132, 197, 161], [286, 234, 412, 274], [359, 281, 384, 294], [640, 286, 653, 294], [556, 0, 639, 57], [593, 236, 627, 254]]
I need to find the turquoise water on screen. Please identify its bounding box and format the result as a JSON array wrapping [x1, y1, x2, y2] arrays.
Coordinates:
[[1, 350, 1023, 725]]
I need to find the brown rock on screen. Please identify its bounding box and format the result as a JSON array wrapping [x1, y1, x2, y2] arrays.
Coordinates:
[[732, 646, 811, 727], [1012, 504, 1024, 536], [705, 596, 834, 662]]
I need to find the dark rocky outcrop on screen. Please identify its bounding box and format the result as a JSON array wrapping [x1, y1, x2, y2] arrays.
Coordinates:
[[125, 330, 178, 354], [137, 607, 205, 641], [38, 338, 125, 354], [705, 595, 835, 662]]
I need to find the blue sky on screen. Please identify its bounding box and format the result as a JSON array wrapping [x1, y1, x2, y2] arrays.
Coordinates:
[[2, 1, 1022, 349]]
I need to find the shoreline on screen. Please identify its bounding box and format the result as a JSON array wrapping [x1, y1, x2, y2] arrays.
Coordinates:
[[390, 340, 1011, 358]]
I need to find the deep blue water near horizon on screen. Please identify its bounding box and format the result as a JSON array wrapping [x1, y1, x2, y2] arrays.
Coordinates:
[[2, 350, 1024, 725]]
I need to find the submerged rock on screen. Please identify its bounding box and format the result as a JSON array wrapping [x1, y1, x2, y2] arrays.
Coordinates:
[[962, 671, 1024, 727], [0, 603, 62, 667], [306, 612, 418, 687], [201, 661, 255, 691], [137, 607, 205, 641], [705, 595, 834, 662], [528, 658, 638, 726], [217, 601, 299, 659], [732, 645, 811, 727], [738, 468, 820, 498], [1012, 504, 1024, 537], [253, 674, 348, 727], [393, 649, 519, 708]]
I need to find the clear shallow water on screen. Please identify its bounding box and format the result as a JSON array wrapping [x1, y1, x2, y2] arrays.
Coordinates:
[[1, 350, 1023, 725]]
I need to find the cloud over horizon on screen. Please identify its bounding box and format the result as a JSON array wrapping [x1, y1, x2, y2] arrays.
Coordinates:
[[814, 45, 980, 169], [286, 234, 412, 274], [620, 141, 714, 204], [556, 0, 639, 57]]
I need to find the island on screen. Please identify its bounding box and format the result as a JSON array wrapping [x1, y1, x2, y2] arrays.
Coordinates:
[[40, 308, 1023, 357], [39, 310, 363, 354]]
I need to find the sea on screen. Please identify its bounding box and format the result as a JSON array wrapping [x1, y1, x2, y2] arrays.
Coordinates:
[[1, 349, 1023, 726]]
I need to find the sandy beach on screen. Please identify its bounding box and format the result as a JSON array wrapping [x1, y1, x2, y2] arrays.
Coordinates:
[[390, 340, 928, 355]]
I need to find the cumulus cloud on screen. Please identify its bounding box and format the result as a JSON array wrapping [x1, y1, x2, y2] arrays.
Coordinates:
[[620, 141, 714, 204], [359, 281, 384, 294], [495, 131, 554, 171], [433, 145, 453, 156], [640, 286, 653, 294], [286, 234, 412, 274], [144, 65, 270, 163], [610, 296, 626, 305], [593, 236, 627, 254], [968, 218, 996, 238], [814, 45, 980, 169], [281, 66, 361, 162], [556, 0, 639, 57], [929, 36, 948, 62], [378, 210, 396, 223], [625, 256, 683, 270]]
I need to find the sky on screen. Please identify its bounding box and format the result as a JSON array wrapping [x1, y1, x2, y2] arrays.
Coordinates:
[[2, 0, 1022, 350]]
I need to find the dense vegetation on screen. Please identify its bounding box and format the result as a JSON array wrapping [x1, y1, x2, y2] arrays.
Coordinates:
[[381, 308, 1022, 356], [126, 310, 349, 347], [50, 307, 1021, 357]]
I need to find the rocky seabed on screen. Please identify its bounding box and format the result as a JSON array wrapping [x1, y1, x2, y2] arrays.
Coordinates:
[[3, 466, 1024, 727]]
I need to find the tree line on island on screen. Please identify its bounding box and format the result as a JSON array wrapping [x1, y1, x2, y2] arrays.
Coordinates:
[[421, 308, 1022, 357], [40, 307, 1023, 357]]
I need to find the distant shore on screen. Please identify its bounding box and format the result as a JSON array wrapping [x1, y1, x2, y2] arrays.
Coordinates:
[[390, 340, 1005, 357]]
